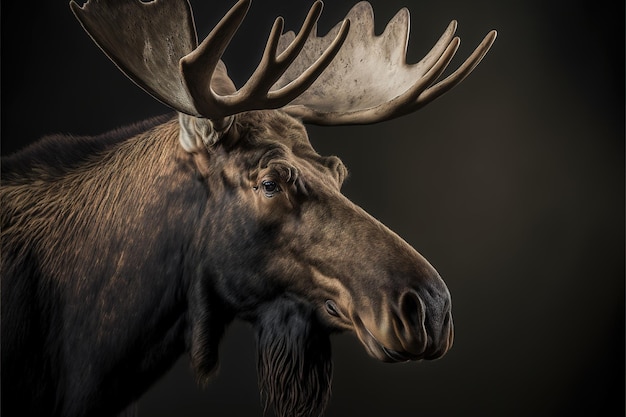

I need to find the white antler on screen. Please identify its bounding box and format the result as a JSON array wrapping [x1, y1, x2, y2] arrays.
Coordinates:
[[70, 0, 200, 115], [276, 2, 497, 125], [71, 0, 349, 121], [71, 0, 496, 129]]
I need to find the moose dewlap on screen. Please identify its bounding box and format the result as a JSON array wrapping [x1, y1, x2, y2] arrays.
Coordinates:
[[0, 0, 496, 416]]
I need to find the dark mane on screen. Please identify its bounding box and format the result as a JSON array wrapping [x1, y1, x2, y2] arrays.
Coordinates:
[[1, 113, 174, 183]]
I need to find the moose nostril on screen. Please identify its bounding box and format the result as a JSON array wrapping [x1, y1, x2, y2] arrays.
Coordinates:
[[400, 291, 424, 329]]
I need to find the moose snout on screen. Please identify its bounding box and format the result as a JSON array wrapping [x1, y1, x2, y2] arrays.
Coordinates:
[[396, 287, 454, 361], [357, 279, 454, 363]]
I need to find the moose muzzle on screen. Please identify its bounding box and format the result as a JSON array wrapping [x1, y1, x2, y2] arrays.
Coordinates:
[[352, 274, 454, 363]]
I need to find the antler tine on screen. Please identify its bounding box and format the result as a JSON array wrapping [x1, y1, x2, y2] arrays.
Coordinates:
[[242, 1, 323, 96], [182, 0, 350, 119], [267, 19, 350, 107], [416, 21, 458, 77], [180, 0, 252, 117], [414, 30, 498, 110]]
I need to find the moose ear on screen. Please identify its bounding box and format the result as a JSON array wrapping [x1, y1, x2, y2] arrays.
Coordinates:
[[178, 112, 235, 152], [254, 297, 332, 417]]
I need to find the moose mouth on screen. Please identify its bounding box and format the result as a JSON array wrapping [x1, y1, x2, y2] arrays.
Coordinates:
[[355, 315, 453, 363], [355, 320, 420, 363], [381, 346, 419, 362], [359, 326, 421, 363]]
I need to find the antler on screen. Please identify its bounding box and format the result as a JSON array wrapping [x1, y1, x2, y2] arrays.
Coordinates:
[[71, 0, 496, 131], [70, 0, 349, 121], [70, 0, 200, 115], [277, 2, 497, 125]]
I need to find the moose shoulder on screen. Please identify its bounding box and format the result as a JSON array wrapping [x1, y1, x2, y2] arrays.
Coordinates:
[[0, 1, 496, 416]]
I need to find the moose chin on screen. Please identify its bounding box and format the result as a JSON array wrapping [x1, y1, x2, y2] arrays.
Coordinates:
[[0, 0, 495, 416]]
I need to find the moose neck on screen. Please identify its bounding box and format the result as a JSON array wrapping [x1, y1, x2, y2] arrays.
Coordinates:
[[2, 117, 233, 415]]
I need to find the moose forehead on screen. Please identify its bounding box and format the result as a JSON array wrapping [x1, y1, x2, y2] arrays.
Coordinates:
[[225, 110, 347, 190]]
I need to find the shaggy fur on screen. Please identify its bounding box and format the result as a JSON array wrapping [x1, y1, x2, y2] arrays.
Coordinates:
[[255, 297, 332, 417], [1, 109, 452, 417]]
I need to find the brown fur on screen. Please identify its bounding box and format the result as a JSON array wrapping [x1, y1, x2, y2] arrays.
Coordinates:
[[1, 110, 452, 417]]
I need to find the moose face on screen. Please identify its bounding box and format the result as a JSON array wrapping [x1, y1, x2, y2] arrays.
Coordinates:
[[200, 111, 452, 363]]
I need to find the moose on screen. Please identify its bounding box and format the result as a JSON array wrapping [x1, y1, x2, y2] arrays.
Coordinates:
[[1, 0, 496, 416]]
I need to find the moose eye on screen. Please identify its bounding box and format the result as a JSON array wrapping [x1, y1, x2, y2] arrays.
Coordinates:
[[325, 300, 340, 317], [261, 180, 280, 197]]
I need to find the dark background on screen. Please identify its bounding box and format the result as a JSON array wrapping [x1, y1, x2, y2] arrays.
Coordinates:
[[1, 0, 623, 416]]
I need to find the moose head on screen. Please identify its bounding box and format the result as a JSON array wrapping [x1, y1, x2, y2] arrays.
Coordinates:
[[3, 1, 495, 416]]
